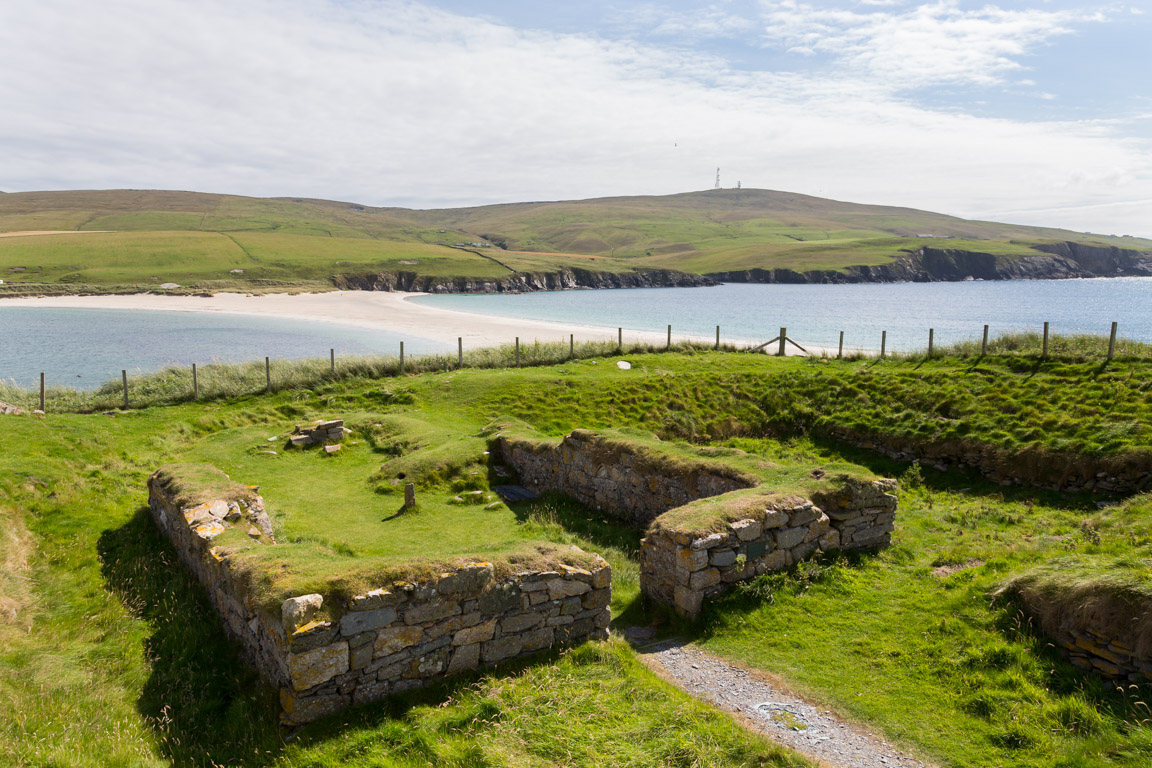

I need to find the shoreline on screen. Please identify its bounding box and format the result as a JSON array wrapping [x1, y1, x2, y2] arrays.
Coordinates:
[[0, 290, 737, 351]]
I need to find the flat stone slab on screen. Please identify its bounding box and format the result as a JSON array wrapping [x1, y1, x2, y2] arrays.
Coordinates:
[[492, 485, 540, 502]]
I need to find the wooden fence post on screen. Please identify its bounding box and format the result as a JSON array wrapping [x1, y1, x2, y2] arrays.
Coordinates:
[[265, 357, 271, 393], [618, 327, 622, 352], [715, 325, 720, 349], [122, 370, 129, 409], [981, 325, 989, 356], [515, 337, 520, 367], [1108, 321, 1118, 360], [569, 334, 574, 359], [330, 348, 335, 373], [399, 342, 404, 373], [838, 331, 844, 359], [880, 331, 887, 359], [928, 328, 934, 358], [40, 372, 45, 412], [667, 324, 671, 350], [778, 327, 787, 357], [458, 337, 463, 369], [192, 363, 198, 401], [1042, 322, 1049, 360]]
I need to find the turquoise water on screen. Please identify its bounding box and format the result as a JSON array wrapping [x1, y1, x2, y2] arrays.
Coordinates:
[[0, 308, 446, 390], [415, 278, 1152, 352], [3, 279, 1150, 390]]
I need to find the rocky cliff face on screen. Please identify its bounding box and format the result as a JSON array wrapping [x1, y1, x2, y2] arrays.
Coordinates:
[[332, 267, 716, 293], [707, 242, 1152, 285]]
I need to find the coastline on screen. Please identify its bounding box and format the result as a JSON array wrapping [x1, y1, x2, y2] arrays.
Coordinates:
[[0, 290, 718, 350]]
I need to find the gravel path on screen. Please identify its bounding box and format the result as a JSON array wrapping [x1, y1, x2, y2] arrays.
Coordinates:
[[633, 635, 938, 768]]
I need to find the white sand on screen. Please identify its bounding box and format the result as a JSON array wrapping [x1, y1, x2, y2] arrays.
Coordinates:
[[0, 290, 691, 348], [0, 290, 844, 355]]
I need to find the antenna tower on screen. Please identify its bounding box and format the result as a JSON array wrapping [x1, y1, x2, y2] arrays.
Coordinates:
[[714, 168, 720, 189]]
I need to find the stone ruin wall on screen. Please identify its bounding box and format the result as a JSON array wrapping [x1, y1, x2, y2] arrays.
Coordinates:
[[642, 480, 898, 618], [494, 430, 897, 619], [494, 430, 756, 528], [148, 472, 611, 726], [1053, 626, 1152, 683]]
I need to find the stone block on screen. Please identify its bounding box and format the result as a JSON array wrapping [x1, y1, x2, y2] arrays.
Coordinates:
[[375, 625, 424, 657], [438, 563, 494, 595], [339, 606, 397, 636], [791, 539, 818, 562], [762, 510, 789, 529], [731, 519, 762, 541], [688, 568, 721, 590], [350, 640, 374, 671], [521, 627, 555, 652], [479, 583, 522, 614], [482, 635, 524, 662], [674, 586, 703, 616], [349, 588, 402, 611], [287, 642, 349, 692], [788, 504, 820, 527], [447, 643, 481, 674], [282, 594, 324, 634], [352, 680, 391, 706], [691, 532, 727, 550], [581, 588, 611, 612], [546, 578, 590, 600], [404, 598, 460, 625], [281, 689, 350, 725], [289, 622, 337, 652], [500, 612, 543, 634], [775, 526, 807, 550], [590, 563, 611, 589], [546, 614, 574, 627], [761, 548, 792, 572], [710, 549, 738, 567], [818, 529, 841, 551], [452, 618, 497, 646], [677, 546, 709, 572]]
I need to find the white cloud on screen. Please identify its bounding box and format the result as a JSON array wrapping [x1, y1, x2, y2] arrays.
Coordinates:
[[0, 0, 1149, 236], [757, 0, 1100, 91]]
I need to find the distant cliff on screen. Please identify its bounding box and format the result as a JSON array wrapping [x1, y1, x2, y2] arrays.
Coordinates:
[[332, 266, 716, 293], [707, 242, 1152, 284]]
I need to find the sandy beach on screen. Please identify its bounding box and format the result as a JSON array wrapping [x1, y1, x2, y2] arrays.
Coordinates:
[[0, 290, 714, 349]]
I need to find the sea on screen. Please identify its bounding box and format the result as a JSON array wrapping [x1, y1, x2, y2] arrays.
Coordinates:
[[2, 278, 1150, 390]]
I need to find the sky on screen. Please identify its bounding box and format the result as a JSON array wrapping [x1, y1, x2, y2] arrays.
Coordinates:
[[1, 0, 1150, 236]]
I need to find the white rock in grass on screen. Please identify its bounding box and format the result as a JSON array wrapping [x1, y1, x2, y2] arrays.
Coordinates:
[[617, 361, 632, 370]]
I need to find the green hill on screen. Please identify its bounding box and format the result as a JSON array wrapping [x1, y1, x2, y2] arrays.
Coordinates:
[[1, 188, 1149, 293]]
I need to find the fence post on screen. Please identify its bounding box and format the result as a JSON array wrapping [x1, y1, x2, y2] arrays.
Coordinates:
[[618, 327, 622, 352], [330, 348, 335, 373], [399, 342, 404, 373], [1042, 322, 1049, 360], [265, 357, 271, 393], [515, 337, 520, 367], [569, 334, 574, 359], [981, 325, 989, 357], [928, 328, 934, 358], [715, 325, 720, 349], [778, 327, 787, 357], [121, 370, 129, 409], [1108, 321, 1118, 360], [192, 363, 198, 401], [40, 372, 45, 412], [880, 331, 887, 359], [458, 337, 463, 369], [667, 324, 671, 350], [838, 331, 844, 359]]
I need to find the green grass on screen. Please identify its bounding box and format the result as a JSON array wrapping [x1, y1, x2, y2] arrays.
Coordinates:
[[1, 188, 1147, 293], [3, 345, 1152, 766]]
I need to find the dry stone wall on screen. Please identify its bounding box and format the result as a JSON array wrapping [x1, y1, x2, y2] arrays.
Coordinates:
[[642, 480, 898, 618], [149, 469, 611, 726], [495, 430, 756, 527]]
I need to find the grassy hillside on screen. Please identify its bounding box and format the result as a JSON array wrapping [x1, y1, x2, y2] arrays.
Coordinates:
[[3, 344, 1152, 766], [1, 188, 1147, 293]]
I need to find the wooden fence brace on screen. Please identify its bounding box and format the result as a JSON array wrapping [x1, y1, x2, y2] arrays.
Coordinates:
[[667, 324, 671, 350], [715, 325, 720, 349], [330, 348, 335, 373], [40, 372, 45, 412], [265, 357, 271, 393], [1042, 322, 1049, 360], [192, 363, 198, 400], [778, 327, 787, 357], [1108, 321, 1118, 360], [122, 370, 129, 409], [838, 331, 844, 359], [880, 331, 887, 359], [458, 337, 463, 369], [981, 325, 989, 356], [515, 337, 520, 367], [399, 342, 404, 373], [928, 328, 934, 357]]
